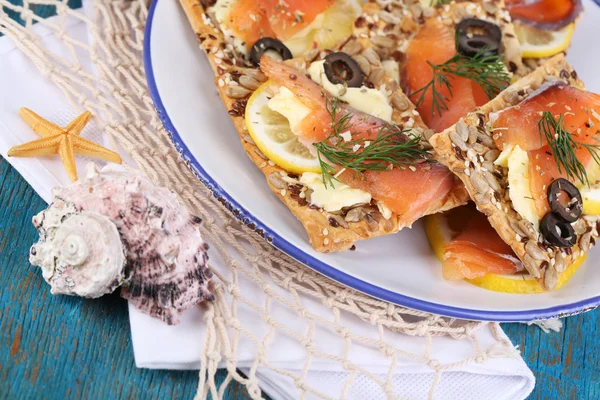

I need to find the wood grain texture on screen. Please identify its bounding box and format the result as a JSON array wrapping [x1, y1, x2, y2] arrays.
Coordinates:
[[2, 157, 599, 400], [0, 160, 253, 399]]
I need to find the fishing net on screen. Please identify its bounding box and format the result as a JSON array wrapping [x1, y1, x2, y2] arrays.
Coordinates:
[[0, 1, 520, 398]]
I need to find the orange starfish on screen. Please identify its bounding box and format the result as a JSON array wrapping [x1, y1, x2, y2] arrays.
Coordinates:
[[8, 108, 122, 182]]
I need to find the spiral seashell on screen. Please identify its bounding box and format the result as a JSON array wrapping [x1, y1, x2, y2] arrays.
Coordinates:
[[30, 200, 126, 298], [43, 163, 214, 325]]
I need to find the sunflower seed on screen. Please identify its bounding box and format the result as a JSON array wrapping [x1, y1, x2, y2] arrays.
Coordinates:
[[254, 148, 267, 159], [341, 39, 362, 56], [353, 55, 371, 76], [523, 254, 542, 278], [268, 172, 286, 189], [392, 92, 410, 111], [238, 75, 261, 90], [519, 219, 538, 241], [580, 231, 593, 252], [525, 240, 547, 261], [554, 252, 566, 274], [477, 132, 495, 148], [378, 10, 401, 24], [482, 161, 496, 173], [241, 68, 266, 82], [450, 131, 468, 151], [573, 219, 587, 235], [369, 67, 386, 86], [456, 121, 469, 142], [327, 213, 349, 229], [410, 3, 423, 19], [467, 126, 478, 144], [471, 143, 488, 153], [470, 170, 489, 194], [345, 207, 367, 223], [225, 84, 251, 99], [483, 171, 502, 192], [365, 213, 379, 231], [372, 35, 395, 50], [361, 47, 381, 65], [544, 264, 558, 290], [474, 192, 490, 205], [241, 132, 255, 145], [483, 2, 498, 14], [484, 149, 500, 161], [510, 219, 527, 237]]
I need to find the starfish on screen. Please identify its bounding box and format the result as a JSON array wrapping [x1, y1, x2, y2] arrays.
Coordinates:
[[8, 108, 122, 182]]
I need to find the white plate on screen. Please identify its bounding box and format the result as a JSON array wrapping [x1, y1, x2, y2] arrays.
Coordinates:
[[145, 0, 600, 321]]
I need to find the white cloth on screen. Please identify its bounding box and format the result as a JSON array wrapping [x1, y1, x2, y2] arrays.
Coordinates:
[[0, 4, 540, 399]]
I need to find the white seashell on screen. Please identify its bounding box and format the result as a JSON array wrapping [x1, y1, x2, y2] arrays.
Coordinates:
[[48, 163, 213, 325], [30, 200, 126, 298]]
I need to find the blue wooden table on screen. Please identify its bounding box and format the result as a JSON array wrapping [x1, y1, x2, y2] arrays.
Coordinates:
[[1, 2, 599, 399], [2, 156, 599, 400]]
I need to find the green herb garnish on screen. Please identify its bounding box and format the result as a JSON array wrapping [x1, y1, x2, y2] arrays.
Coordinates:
[[538, 111, 600, 187], [315, 97, 431, 188], [410, 48, 510, 118], [429, 0, 451, 6]]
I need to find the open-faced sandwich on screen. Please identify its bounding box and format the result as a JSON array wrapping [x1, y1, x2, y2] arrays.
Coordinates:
[[179, 0, 469, 252], [178, 0, 595, 293], [430, 54, 600, 292]]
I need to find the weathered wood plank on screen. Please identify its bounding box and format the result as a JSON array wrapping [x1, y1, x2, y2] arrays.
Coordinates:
[[0, 158, 251, 399]]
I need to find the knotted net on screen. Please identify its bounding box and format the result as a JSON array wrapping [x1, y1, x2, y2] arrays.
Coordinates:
[[0, 1, 519, 398]]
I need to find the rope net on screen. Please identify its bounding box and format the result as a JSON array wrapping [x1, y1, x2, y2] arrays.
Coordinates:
[[0, 1, 518, 399]]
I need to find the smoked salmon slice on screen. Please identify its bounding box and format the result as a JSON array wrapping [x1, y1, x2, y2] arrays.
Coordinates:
[[402, 19, 490, 133], [505, 0, 581, 30], [492, 82, 600, 218], [260, 56, 457, 224], [220, 0, 334, 50], [442, 204, 522, 280], [492, 83, 600, 151]]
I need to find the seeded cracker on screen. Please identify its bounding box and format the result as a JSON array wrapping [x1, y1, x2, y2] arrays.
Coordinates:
[[429, 54, 596, 290], [179, 0, 469, 251], [354, 0, 528, 78]]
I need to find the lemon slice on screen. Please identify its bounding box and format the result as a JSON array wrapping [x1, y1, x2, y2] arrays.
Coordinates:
[[245, 81, 321, 174], [283, 0, 362, 57], [424, 213, 586, 294], [515, 22, 575, 59], [580, 185, 600, 216]]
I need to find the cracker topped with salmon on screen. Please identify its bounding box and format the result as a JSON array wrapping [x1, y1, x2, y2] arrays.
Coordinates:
[[430, 54, 600, 290], [181, 0, 362, 72]]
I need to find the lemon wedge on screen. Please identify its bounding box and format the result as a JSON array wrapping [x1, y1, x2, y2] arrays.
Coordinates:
[[283, 0, 362, 57], [424, 212, 586, 294], [515, 22, 575, 59], [245, 81, 321, 174]]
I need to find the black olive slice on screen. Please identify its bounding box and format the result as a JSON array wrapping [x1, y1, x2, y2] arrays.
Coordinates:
[[250, 38, 292, 66], [540, 213, 577, 248], [323, 52, 364, 88], [547, 178, 583, 223], [456, 18, 502, 58]]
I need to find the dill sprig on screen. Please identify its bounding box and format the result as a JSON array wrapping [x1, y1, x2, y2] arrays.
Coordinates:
[[411, 48, 510, 118], [429, 0, 451, 6], [538, 111, 600, 187], [314, 97, 431, 188]]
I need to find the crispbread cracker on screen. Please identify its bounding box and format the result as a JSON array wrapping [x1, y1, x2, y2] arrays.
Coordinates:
[[354, 1, 527, 77], [430, 54, 595, 289], [179, 0, 468, 251]]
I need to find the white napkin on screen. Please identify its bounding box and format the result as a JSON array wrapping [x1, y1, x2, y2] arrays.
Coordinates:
[[0, 4, 539, 399]]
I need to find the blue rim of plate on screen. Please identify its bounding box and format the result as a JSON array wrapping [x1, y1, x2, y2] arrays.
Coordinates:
[[144, 0, 600, 322]]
